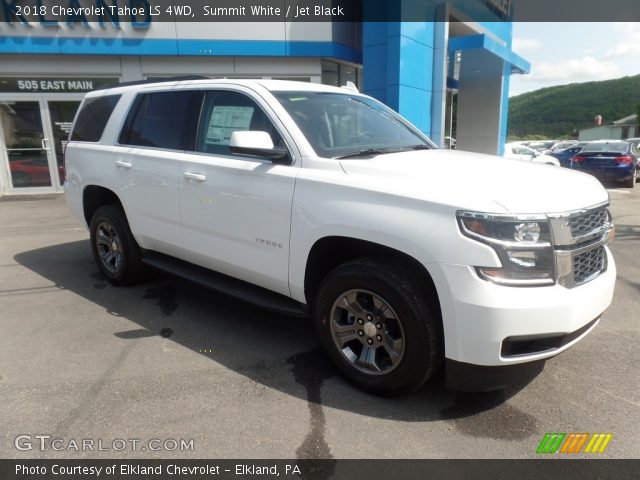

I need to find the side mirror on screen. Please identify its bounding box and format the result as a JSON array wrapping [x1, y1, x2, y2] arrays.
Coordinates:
[[229, 131, 289, 163]]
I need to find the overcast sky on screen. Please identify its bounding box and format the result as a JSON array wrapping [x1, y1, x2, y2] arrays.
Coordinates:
[[509, 22, 640, 97]]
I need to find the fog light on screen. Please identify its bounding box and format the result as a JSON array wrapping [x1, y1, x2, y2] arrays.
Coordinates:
[[508, 251, 537, 268]]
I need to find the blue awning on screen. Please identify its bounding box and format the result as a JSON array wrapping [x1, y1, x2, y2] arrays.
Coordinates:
[[448, 34, 530, 74]]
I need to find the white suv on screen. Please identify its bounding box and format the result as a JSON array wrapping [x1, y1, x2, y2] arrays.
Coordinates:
[[65, 79, 616, 395]]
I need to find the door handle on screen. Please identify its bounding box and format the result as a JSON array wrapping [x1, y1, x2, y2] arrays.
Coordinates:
[[183, 172, 207, 182], [41, 138, 50, 150], [115, 160, 133, 169]]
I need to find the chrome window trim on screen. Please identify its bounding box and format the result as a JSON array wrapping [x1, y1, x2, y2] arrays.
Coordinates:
[[456, 210, 548, 222]]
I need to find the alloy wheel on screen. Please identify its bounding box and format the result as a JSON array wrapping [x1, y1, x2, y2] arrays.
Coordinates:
[[329, 289, 405, 375], [95, 221, 124, 274]]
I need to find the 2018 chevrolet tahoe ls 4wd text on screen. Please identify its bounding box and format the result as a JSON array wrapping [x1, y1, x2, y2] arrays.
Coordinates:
[[64, 79, 616, 395]]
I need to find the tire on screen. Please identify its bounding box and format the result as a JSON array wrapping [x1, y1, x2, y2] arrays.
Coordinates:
[[313, 257, 443, 396], [89, 205, 145, 286], [624, 169, 636, 188]]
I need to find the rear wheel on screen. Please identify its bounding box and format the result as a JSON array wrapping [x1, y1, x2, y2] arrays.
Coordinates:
[[624, 168, 636, 188], [313, 257, 443, 396], [90, 205, 145, 285]]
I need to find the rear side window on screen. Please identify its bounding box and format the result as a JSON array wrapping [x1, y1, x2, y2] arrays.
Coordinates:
[[70, 95, 121, 142], [119, 91, 192, 150]]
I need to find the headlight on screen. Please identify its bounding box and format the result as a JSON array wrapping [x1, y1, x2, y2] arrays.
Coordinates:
[[457, 211, 555, 286]]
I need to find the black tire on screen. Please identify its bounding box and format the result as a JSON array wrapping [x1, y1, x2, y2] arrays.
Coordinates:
[[624, 169, 636, 188], [313, 257, 443, 396], [89, 205, 145, 286]]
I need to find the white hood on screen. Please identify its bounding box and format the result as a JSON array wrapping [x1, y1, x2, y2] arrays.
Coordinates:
[[339, 149, 608, 214]]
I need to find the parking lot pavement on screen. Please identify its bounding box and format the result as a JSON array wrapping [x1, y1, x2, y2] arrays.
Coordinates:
[[0, 190, 638, 460]]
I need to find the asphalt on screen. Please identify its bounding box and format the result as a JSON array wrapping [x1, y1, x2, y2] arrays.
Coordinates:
[[0, 185, 638, 460]]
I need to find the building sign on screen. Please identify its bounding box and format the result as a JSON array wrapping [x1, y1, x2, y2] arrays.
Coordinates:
[[0, 77, 119, 93], [1, 0, 152, 28]]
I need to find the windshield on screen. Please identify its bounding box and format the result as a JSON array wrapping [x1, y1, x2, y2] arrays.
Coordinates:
[[273, 91, 435, 158]]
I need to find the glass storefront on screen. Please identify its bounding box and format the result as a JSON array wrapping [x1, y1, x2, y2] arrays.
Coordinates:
[[1, 101, 53, 188], [0, 99, 80, 191], [321, 60, 362, 89], [47, 101, 80, 186], [0, 77, 117, 194]]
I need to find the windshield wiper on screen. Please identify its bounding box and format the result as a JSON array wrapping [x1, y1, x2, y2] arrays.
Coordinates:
[[396, 144, 432, 151], [334, 144, 432, 159], [333, 149, 389, 159]]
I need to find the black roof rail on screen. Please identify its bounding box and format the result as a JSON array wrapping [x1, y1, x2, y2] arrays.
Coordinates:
[[93, 75, 210, 91]]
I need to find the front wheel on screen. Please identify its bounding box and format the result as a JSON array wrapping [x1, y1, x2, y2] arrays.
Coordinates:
[[313, 258, 443, 396], [90, 205, 145, 286]]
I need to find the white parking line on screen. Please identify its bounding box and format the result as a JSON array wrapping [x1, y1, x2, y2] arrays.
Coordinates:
[[607, 189, 631, 195]]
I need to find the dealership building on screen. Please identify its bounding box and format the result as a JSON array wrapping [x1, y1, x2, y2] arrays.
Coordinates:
[[0, 1, 529, 195]]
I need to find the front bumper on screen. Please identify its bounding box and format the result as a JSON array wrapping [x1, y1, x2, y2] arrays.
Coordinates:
[[445, 357, 547, 392], [445, 316, 600, 391], [432, 246, 616, 369]]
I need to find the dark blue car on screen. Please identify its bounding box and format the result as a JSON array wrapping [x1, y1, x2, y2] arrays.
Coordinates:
[[550, 142, 589, 167], [570, 141, 639, 188]]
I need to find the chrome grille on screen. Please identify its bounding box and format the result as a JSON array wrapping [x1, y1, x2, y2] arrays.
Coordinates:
[[573, 246, 606, 286], [551, 203, 612, 288], [568, 208, 609, 238]]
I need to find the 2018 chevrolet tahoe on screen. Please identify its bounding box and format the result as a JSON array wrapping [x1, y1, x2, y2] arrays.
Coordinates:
[[64, 79, 616, 395]]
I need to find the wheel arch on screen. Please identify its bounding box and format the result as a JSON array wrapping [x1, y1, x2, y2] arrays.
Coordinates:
[[303, 236, 442, 320], [82, 185, 123, 227]]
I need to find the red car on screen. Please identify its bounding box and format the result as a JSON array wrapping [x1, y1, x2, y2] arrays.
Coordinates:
[[9, 154, 64, 187]]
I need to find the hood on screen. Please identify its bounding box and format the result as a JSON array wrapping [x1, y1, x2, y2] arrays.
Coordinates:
[[339, 149, 608, 214]]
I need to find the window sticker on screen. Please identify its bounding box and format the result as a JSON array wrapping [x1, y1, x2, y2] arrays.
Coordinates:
[[205, 106, 254, 145]]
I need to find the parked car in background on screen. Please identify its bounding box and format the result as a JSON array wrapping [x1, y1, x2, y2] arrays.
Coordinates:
[[527, 140, 558, 153], [504, 142, 560, 166], [570, 140, 639, 188], [9, 153, 65, 188], [551, 142, 589, 167], [548, 140, 578, 153]]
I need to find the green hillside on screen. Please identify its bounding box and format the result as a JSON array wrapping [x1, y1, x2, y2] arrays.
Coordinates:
[[507, 75, 640, 139]]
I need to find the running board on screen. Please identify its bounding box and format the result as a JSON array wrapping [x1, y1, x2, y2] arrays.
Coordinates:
[[142, 251, 307, 318]]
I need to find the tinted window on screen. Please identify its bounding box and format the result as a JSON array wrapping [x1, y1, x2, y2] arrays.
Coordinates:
[[70, 95, 120, 142], [195, 91, 284, 155], [121, 91, 192, 150]]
